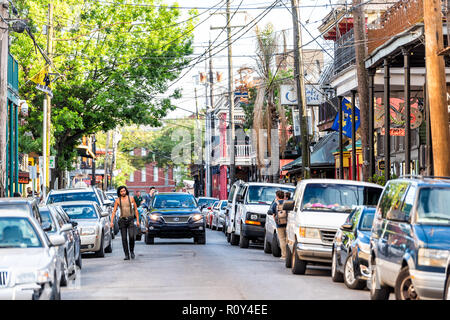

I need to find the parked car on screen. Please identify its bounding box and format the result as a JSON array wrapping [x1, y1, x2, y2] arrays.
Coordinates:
[[46, 187, 118, 237], [230, 182, 296, 248], [58, 201, 113, 257], [211, 200, 228, 231], [264, 191, 294, 257], [331, 205, 376, 290], [369, 177, 450, 300], [225, 180, 245, 242], [136, 204, 149, 241], [445, 257, 450, 300], [197, 197, 219, 215], [146, 193, 205, 244], [0, 202, 65, 300], [283, 179, 383, 275], [206, 201, 219, 228], [39, 205, 79, 287]]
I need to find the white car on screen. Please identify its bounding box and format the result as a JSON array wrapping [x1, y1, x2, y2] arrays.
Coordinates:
[[211, 200, 228, 231], [230, 182, 296, 249], [284, 179, 383, 274], [57, 201, 112, 257], [0, 200, 65, 300]]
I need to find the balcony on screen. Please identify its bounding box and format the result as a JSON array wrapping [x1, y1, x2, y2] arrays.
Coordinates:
[[367, 0, 424, 55], [213, 144, 255, 167], [334, 28, 356, 76]]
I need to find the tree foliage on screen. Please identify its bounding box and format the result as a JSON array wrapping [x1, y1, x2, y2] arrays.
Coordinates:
[[11, 0, 197, 186]]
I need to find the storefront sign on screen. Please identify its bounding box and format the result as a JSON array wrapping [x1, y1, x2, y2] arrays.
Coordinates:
[[19, 171, 30, 184], [380, 128, 406, 136]]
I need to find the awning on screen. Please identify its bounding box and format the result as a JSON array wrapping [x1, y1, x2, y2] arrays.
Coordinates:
[[282, 132, 339, 171]]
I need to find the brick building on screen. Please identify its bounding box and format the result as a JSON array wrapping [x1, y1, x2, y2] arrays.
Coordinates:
[[125, 147, 176, 195]]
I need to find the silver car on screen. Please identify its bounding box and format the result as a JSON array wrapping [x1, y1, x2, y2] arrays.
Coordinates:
[[211, 200, 228, 231], [58, 201, 112, 257], [39, 206, 78, 287], [0, 205, 65, 300]]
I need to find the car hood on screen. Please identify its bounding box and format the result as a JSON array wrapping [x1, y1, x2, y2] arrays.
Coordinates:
[[0, 248, 52, 270], [415, 224, 450, 250], [74, 219, 101, 228], [244, 204, 271, 215], [299, 210, 350, 230], [151, 208, 201, 216]]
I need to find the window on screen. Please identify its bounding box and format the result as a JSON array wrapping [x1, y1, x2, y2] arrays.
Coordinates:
[[378, 182, 409, 219], [0, 217, 43, 248], [246, 185, 296, 205], [61, 205, 98, 220], [47, 192, 99, 205], [152, 194, 197, 209], [153, 166, 158, 182], [141, 168, 146, 182], [129, 171, 135, 182], [40, 210, 57, 233], [141, 148, 146, 157], [416, 187, 450, 224]]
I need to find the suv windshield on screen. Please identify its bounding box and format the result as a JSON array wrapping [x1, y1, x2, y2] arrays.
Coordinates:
[[48, 192, 99, 205], [197, 198, 218, 208], [61, 205, 98, 220], [301, 184, 382, 213], [417, 187, 450, 224], [247, 186, 295, 205], [0, 217, 42, 248], [153, 194, 197, 209]]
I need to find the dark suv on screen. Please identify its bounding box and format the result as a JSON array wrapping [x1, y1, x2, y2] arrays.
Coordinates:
[[145, 193, 206, 244], [369, 176, 450, 300]]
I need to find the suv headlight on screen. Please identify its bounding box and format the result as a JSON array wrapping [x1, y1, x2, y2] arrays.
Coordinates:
[[15, 271, 37, 285], [418, 248, 449, 267], [191, 214, 203, 222], [149, 214, 161, 222], [299, 227, 321, 239], [81, 227, 96, 236]]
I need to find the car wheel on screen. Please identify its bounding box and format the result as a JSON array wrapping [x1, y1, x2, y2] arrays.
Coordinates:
[[395, 267, 419, 300], [444, 273, 450, 300], [344, 255, 365, 290], [369, 259, 390, 300], [271, 234, 281, 257], [94, 233, 105, 258], [136, 234, 142, 241], [226, 232, 231, 243], [76, 249, 82, 269], [145, 232, 154, 245], [60, 255, 69, 287], [263, 236, 272, 254], [291, 241, 307, 275], [239, 229, 249, 248], [50, 273, 61, 300], [230, 232, 239, 246], [194, 233, 206, 244], [331, 248, 344, 283], [285, 244, 292, 268], [105, 234, 113, 253]]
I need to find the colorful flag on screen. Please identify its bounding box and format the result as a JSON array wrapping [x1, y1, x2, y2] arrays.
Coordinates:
[[331, 98, 360, 138]]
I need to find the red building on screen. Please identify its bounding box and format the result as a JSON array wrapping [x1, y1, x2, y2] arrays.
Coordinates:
[[125, 147, 176, 195]]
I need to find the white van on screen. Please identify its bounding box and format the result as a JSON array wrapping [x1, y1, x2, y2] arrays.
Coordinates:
[[283, 179, 383, 274]]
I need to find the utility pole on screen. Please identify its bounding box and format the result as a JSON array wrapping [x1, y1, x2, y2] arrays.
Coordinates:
[[103, 130, 111, 191], [352, 0, 370, 181], [291, 0, 310, 179], [204, 57, 211, 197], [91, 135, 97, 187], [208, 40, 214, 197], [226, 0, 236, 186], [0, 1, 9, 196], [424, 0, 450, 176]]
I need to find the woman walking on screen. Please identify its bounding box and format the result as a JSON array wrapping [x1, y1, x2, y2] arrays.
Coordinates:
[[111, 186, 140, 260]]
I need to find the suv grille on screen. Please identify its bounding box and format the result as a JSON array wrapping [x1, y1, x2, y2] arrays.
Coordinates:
[[162, 216, 190, 224], [320, 229, 337, 244], [0, 271, 9, 287]]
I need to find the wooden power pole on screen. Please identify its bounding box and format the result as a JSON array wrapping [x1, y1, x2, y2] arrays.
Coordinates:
[[424, 0, 450, 176], [0, 1, 9, 196]]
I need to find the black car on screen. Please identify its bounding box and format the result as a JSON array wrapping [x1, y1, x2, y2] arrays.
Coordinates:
[[331, 205, 376, 290], [145, 193, 206, 244]]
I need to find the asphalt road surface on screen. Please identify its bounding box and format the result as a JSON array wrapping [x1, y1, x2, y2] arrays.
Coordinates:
[[62, 229, 375, 300]]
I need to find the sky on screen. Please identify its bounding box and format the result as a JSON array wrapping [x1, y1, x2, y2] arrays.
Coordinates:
[[163, 0, 341, 120]]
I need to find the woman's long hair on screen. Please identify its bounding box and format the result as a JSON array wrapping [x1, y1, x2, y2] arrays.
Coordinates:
[[117, 186, 129, 197]]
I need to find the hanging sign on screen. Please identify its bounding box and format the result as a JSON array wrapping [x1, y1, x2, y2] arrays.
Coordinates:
[[29, 66, 53, 98]]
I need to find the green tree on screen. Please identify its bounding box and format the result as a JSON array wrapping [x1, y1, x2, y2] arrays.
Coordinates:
[[12, 0, 197, 188]]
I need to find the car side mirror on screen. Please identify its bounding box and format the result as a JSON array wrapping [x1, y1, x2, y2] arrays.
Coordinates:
[[236, 194, 243, 203], [387, 209, 408, 222], [282, 201, 295, 211], [340, 223, 353, 232], [104, 199, 114, 207], [42, 221, 52, 232], [49, 234, 65, 247], [101, 211, 110, 217], [60, 224, 73, 233], [71, 220, 78, 227]]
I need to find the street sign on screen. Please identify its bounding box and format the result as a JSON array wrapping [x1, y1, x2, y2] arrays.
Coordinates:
[[19, 171, 30, 184], [281, 85, 297, 105], [39, 156, 55, 169], [305, 85, 322, 105], [378, 160, 386, 171], [29, 165, 37, 179], [49, 156, 55, 169], [292, 106, 301, 136]]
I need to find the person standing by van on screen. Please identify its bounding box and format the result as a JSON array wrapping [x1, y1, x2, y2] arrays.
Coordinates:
[[111, 186, 140, 260], [269, 190, 288, 260]]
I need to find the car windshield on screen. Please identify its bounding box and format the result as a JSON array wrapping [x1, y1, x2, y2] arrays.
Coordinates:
[[153, 194, 197, 209], [247, 186, 295, 205], [417, 187, 450, 224], [197, 198, 218, 207], [61, 205, 98, 220], [48, 192, 99, 205], [359, 210, 375, 231], [0, 217, 42, 248], [301, 184, 382, 213], [39, 210, 57, 233]]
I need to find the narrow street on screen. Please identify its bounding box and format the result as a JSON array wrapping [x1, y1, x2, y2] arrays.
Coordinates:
[[62, 229, 372, 300]]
